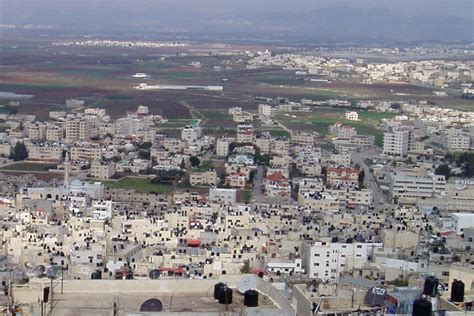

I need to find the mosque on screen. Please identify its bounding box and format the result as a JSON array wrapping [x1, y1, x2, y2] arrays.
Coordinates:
[[19, 152, 103, 201]]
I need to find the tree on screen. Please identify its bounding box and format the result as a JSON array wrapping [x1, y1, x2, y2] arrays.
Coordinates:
[[457, 152, 474, 178], [11, 142, 28, 161], [435, 164, 451, 180], [180, 159, 186, 170], [240, 260, 251, 274], [358, 169, 365, 186], [190, 156, 200, 167]]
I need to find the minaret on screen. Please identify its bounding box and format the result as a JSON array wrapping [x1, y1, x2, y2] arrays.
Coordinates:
[[64, 150, 70, 190]]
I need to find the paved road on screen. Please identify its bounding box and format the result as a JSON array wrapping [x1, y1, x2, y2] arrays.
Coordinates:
[[351, 147, 389, 207], [253, 164, 265, 202]]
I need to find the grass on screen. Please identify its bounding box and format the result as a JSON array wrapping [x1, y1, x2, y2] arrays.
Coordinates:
[[0, 162, 58, 172], [156, 119, 195, 129], [194, 160, 213, 172], [277, 108, 388, 146], [198, 110, 231, 121], [103, 177, 172, 194], [267, 129, 291, 138]]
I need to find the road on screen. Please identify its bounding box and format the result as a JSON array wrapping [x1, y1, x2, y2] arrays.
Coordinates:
[[252, 164, 265, 202], [351, 147, 389, 207]]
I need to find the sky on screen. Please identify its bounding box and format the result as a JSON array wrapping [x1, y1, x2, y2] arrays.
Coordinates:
[[0, 0, 472, 43]]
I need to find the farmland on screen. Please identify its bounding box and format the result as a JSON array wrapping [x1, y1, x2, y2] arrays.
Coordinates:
[[103, 177, 172, 194]]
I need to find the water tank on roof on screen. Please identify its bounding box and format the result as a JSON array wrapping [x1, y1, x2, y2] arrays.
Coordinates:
[[214, 282, 226, 300], [218, 286, 233, 305], [423, 275, 439, 296], [451, 279, 465, 302], [412, 299, 432, 316], [244, 290, 259, 307]]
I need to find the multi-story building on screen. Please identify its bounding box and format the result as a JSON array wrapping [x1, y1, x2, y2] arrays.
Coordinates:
[[181, 125, 202, 143], [390, 172, 446, 202], [90, 161, 115, 179], [236, 124, 254, 143], [216, 137, 233, 157], [45, 123, 65, 142], [70, 143, 102, 161], [383, 129, 412, 156], [326, 167, 360, 187], [24, 122, 47, 141], [66, 117, 97, 142], [303, 241, 381, 282], [291, 131, 315, 146], [26, 143, 63, 161], [258, 104, 278, 117], [442, 129, 471, 152], [189, 170, 217, 186], [209, 187, 237, 205]]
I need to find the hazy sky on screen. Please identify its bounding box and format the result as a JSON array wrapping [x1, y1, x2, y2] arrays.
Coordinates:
[[1, 0, 472, 42]]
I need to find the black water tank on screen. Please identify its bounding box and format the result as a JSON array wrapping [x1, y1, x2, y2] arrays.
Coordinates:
[[213, 282, 226, 300], [218, 286, 233, 305], [412, 299, 432, 316], [451, 279, 465, 302], [423, 275, 439, 296], [244, 290, 259, 307]]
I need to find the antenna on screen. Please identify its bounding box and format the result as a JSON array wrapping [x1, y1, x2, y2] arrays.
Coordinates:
[[237, 276, 258, 294]]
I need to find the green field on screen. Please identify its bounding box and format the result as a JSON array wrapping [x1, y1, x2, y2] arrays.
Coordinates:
[[193, 160, 214, 172], [0, 162, 58, 172], [103, 177, 172, 194], [156, 119, 196, 128], [277, 109, 391, 146], [198, 110, 231, 121]]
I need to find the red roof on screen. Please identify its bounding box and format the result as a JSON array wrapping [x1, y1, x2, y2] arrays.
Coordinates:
[[266, 172, 287, 182], [159, 267, 185, 274]]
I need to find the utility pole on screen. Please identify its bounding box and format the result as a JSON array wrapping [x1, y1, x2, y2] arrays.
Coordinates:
[[61, 266, 64, 294], [49, 278, 53, 316]]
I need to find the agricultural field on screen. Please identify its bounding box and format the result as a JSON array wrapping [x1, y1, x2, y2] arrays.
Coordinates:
[[0, 162, 58, 172], [276, 108, 394, 146], [103, 177, 172, 194]]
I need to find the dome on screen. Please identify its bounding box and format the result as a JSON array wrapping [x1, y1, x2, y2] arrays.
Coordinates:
[[70, 179, 83, 189]]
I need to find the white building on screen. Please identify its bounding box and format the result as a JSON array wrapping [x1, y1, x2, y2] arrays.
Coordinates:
[[304, 241, 381, 282], [209, 187, 237, 205], [216, 137, 233, 157], [181, 125, 202, 143], [345, 111, 359, 121], [390, 172, 446, 201], [451, 213, 474, 235], [383, 129, 412, 156], [258, 104, 278, 117]]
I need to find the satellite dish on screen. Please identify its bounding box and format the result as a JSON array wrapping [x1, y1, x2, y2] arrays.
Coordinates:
[[33, 265, 46, 277], [46, 266, 61, 279], [237, 276, 258, 294], [140, 298, 163, 312], [149, 269, 161, 279]]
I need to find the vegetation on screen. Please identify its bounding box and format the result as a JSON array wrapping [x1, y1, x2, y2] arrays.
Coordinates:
[[435, 164, 451, 180], [0, 162, 57, 172], [457, 152, 474, 177], [189, 156, 201, 167], [104, 177, 172, 194], [11, 142, 28, 161]]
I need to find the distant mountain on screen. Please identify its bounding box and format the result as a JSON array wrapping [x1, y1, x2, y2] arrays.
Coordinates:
[[1, 1, 472, 43]]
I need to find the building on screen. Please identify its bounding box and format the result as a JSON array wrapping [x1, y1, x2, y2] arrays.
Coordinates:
[[181, 125, 202, 143], [326, 167, 360, 187], [66, 117, 97, 142], [345, 111, 359, 121], [209, 187, 237, 205], [189, 170, 217, 186], [236, 124, 254, 143], [390, 172, 446, 202], [383, 129, 412, 156], [90, 161, 115, 179], [258, 104, 278, 117], [443, 129, 471, 152], [451, 213, 474, 235], [70, 143, 102, 161], [303, 241, 381, 282], [216, 137, 233, 157]]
